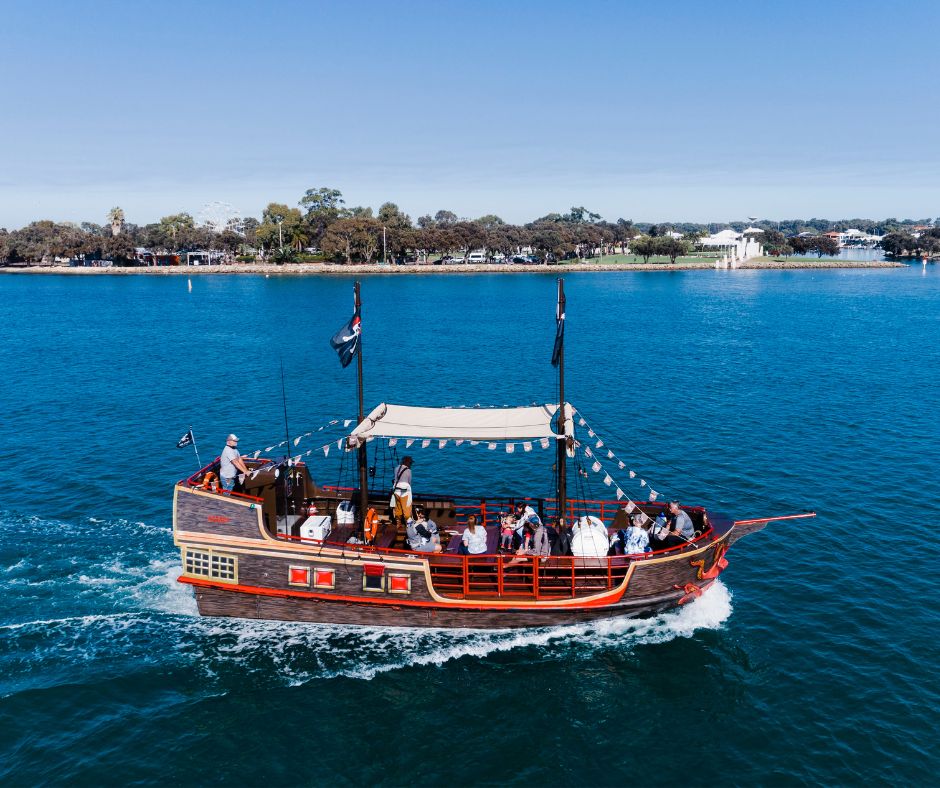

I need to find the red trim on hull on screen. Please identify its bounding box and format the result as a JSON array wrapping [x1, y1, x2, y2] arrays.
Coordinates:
[[178, 576, 625, 611]]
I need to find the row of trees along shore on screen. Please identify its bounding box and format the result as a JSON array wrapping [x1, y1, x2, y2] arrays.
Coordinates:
[[0, 188, 936, 265]]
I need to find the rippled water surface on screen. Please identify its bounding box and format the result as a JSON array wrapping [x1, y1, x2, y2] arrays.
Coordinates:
[[1, 267, 938, 785]]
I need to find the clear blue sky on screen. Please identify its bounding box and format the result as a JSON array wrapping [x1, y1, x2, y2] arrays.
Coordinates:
[[1, 0, 937, 228]]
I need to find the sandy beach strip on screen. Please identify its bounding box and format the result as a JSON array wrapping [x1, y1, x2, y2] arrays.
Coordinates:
[[0, 259, 904, 276]]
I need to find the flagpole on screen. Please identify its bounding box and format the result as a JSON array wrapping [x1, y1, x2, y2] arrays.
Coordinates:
[[355, 281, 369, 531], [190, 426, 202, 470], [556, 278, 567, 527]]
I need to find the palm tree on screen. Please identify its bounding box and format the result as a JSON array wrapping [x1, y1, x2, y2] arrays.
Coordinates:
[[108, 207, 125, 237]]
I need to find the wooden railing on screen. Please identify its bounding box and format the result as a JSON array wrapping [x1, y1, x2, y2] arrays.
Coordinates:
[[426, 553, 633, 601]]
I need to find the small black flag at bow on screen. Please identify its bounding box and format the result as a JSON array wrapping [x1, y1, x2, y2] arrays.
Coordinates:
[[176, 429, 194, 448], [551, 310, 565, 367], [330, 308, 361, 368]]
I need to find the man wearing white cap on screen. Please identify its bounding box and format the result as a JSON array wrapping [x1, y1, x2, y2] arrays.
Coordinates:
[[219, 433, 249, 491]]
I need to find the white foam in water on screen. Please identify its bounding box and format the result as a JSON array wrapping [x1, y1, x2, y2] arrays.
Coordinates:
[[168, 581, 733, 684]]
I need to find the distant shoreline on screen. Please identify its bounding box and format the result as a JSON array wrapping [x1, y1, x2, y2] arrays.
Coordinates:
[[0, 259, 904, 276]]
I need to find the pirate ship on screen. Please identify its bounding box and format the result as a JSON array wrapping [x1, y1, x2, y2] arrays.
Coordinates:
[[173, 281, 813, 628]]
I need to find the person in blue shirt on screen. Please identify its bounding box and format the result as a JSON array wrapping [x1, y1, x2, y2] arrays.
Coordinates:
[[621, 513, 652, 554]]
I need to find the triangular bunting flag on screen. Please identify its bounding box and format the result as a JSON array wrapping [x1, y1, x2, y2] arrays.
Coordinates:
[[588, 429, 595, 438], [388, 438, 398, 447], [323, 446, 330, 457], [337, 439, 343, 449], [584, 447, 593, 457], [294, 437, 301, 446], [640, 479, 646, 487], [406, 439, 415, 448], [488, 442, 497, 450], [625, 500, 636, 512], [618, 461, 625, 469], [649, 490, 658, 501], [470, 441, 480, 446], [603, 474, 613, 486], [506, 444, 515, 453], [456, 440, 464, 446], [343, 420, 352, 427], [596, 439, 604, 448], [591, 461, 601, 473], [578, 417, 586, 426], [421, 440, 431, 449], [607, 450, 614, 459], [438, 440, 447, 449], [540, 437, 550, 449], [523, 441, 532, 452], [629, 470, 636, 478], [616, 488, 625, 500]]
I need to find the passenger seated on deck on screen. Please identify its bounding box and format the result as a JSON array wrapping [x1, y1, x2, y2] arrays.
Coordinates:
[[505, 520, 550, 566], [458, 515, 488, 555], [650, 501, 695, 550], [620, 513, 652, 555], [406, 505, 442, 553]]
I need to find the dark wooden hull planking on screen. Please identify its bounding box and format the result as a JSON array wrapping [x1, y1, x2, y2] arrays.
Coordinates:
[[171, 478, 780, 629]]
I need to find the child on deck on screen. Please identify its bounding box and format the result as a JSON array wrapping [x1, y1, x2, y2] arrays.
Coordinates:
[[499, 514, 516, 552]]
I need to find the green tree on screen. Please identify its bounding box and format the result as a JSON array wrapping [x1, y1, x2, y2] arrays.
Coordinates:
[[810, 236, 840, 257], [433, 210, 458, 226], [879, 232, 915, 257], [759, 229, 792, 257], [257, 203, 303, 251], [320, 216, 383, 263], [299, 187, 344, 244], [657, 236, 691, 264], [630, 235, 656, 263]]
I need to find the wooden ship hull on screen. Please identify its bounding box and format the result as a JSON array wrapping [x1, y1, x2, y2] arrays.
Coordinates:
[[172, 474, 777, 630]]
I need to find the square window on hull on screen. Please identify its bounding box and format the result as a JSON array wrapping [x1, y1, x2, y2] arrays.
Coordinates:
[[183, 548, 237, 584]]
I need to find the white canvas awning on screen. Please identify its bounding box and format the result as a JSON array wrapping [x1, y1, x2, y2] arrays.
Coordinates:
[[347, 403, 574, 448]]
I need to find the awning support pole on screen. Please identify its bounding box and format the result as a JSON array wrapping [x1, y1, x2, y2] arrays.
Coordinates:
[[556, 278, 567, 526]]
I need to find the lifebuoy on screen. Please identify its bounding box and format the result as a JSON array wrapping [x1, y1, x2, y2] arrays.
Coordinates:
[[364, 507, 379, 543], [200, 471, 218, 490]]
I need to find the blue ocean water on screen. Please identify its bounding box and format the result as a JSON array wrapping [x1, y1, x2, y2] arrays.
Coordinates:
[[1, 266, 938, 785]]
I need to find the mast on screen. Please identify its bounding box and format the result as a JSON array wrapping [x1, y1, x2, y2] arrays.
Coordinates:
[[355, 281, 369, 528], [556, 278, 567, 526]]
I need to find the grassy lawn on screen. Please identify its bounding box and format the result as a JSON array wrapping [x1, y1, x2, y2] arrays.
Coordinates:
[[565, 253, 718, 265], [751, 255, 836, 263]]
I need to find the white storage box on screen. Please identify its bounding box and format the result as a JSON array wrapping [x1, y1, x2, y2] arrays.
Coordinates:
[[299, 515, 332, 541], [336, 501, 357, 525]]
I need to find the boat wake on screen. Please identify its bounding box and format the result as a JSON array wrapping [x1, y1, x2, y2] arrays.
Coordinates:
[[0, 508, 732, 692], [158, 580, 733, 684]]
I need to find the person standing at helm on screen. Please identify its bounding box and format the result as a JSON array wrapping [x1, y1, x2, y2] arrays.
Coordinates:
[[390, 455, 413, 529], [220, 433, 249, 491]]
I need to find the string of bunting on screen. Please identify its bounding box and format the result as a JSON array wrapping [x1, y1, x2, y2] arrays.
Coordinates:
[[244, 417, 355, 459], [571, 409, 669, 526]]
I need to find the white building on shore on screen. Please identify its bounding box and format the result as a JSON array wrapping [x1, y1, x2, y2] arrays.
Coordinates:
[[699, 227, 764, 263]]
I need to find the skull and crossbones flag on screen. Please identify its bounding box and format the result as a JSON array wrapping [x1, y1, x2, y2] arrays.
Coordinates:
[[176, 429, 194, 448], [329, 308, 361, 368]]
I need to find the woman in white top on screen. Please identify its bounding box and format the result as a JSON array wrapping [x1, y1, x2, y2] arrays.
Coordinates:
[[458, 515, 488, 555]]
